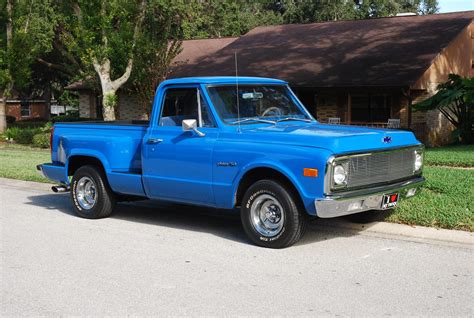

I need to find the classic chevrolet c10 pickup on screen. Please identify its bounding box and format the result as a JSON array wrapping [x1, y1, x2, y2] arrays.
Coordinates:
[[38, 77, 425, 248]]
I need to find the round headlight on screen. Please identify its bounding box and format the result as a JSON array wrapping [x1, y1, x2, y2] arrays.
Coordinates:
[[333, 165, 347, 185], [414, 152, 423, 172]]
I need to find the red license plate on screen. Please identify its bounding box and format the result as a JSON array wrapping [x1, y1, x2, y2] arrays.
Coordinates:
[[381, 193, 399, 209]]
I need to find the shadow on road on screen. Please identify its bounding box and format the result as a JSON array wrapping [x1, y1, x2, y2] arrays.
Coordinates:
[[25, 192, 382, 247]]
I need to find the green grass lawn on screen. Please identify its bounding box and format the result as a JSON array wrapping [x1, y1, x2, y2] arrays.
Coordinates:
[[387, 166, 473, 231], [0, 143, 51, 183], [0, 143, 472, 231], [425, 144, 474, 167]]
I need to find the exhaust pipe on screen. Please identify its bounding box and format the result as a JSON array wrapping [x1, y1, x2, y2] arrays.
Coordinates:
[[52, 185, 70, 193]]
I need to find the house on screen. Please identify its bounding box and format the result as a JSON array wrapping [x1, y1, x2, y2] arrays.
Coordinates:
[[3, 98, 52, 121], [71, 11, 474, 146]]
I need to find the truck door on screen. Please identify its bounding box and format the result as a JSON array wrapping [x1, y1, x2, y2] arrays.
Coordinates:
[[142, 86, 218, 205]]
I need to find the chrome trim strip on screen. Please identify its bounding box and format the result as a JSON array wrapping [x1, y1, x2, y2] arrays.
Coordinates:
[[315, 177, 425, 218], [335, 144, 425, 160]]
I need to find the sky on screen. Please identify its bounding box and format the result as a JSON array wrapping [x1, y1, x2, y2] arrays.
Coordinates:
[[437, 0, 473, 13]]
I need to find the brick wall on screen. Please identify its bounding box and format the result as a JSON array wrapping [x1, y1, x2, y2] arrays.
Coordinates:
[[6, 102, 48, 121], [425, 109, 456, 146], [78, 91, 147, 120], [411, 90, 455, 146], [118, 93, 148, 120], [316, 95, 339, 123], [78, 92, 95, 118]]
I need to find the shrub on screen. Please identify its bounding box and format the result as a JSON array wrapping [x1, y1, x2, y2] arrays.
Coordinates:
[[51, 115, 91, 123], [11, 118, 48, 128], [16, 127, 42, 144], [32, 133, 51, 148], [4, 127, 21, 141], [4, 127, 42, 144], [6, 115, 16, 124], [414, 74, 473, 144]]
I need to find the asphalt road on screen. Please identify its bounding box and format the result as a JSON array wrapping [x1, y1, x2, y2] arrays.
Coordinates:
[[1, 180, 473, 317]]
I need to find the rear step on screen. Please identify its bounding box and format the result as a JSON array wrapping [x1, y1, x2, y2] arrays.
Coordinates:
[[52, 185, 70, 193]]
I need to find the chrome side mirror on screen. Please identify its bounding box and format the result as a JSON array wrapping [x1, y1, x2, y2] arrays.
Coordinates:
[[182, 119, 205, 137]]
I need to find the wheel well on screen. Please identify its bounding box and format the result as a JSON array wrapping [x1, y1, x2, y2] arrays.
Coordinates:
[[68, 156, 105, 176], [235, 167, 302, 208]]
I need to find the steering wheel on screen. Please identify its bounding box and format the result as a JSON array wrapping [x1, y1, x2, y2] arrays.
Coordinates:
[[261, 107, 283, 117]]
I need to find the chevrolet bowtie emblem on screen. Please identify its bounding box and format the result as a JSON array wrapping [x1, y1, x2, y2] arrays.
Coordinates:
[[383, 136, 392, 143]]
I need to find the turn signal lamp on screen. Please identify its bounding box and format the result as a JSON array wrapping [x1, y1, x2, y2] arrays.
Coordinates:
[[303, 168, 318, 178]]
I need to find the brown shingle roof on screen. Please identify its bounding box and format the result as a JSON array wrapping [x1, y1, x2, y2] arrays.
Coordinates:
[[172, 37, 239, 65], [169, 11, 474, 87]]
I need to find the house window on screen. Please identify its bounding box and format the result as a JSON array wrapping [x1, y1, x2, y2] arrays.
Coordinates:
[[351, 94, 391, 123], [20, 101, 31, 117]]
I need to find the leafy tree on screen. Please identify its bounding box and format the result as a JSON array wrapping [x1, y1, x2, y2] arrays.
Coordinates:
[[414, 74, 473, 145], [0, 0, 58, 132], [266, 0, 438, 24], [180, 0, 283, 39], [54, 0, 148, 121], [130, 0, 183, 117]]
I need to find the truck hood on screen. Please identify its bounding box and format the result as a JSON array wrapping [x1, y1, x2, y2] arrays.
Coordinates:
[[235, 122, 421, 154]]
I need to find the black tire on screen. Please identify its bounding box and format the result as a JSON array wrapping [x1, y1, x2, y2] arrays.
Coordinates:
[[241, 179, 306, 248], [345, 210, 391, 224], [71, 165, 116, 219]]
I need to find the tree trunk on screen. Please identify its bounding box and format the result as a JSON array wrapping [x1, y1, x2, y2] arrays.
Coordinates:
[[101, 89, 118, 121], [6, 0, 12, 45], [44, 84, 52, 120], [0, 95, 6, 133], [1, 0, 14, 133], [93, 58, 133, 121]]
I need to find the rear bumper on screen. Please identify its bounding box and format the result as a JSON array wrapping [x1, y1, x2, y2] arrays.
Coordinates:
[[37, 163, 69, 185], [315, 177, 425, 218]]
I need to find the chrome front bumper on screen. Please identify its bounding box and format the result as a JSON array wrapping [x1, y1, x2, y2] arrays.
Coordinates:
[[315, 177, 425, 218]]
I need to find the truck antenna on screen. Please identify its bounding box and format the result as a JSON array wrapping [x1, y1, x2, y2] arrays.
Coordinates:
[[235, 52, 241, 133]]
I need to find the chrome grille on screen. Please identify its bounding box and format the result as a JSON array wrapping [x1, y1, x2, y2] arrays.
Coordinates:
[[345, 148, 417, 189]]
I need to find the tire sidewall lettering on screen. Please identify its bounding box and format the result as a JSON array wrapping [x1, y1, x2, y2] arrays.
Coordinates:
[[71, 179, 83, 212], [245, 188, 286, 241]]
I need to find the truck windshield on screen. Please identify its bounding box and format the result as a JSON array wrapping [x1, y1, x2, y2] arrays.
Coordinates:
[[206, 85, 312, 125]]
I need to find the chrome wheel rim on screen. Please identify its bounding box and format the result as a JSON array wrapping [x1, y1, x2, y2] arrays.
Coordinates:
[[250, 194, 284, 237], [76, 176, 97, 210]]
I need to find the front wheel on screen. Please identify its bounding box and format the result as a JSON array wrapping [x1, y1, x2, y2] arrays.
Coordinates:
[[71, 165, 116, 219], [241, 180, 306, 248]]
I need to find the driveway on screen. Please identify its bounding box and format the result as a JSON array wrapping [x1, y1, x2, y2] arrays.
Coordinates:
[[1, 179, 473, 316]]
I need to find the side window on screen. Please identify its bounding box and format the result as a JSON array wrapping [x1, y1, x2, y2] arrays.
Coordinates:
[[160, 88, 215, 127]]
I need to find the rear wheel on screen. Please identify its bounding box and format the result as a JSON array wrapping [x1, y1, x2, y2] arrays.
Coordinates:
[[71, 165, 116, 219], [241, 179, 306, 248]]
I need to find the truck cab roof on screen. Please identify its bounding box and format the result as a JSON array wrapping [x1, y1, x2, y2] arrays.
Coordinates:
[[161, 76, 288, 86]]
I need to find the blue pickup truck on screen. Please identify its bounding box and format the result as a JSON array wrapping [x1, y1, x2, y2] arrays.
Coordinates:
[[39, 77, 425, 248]]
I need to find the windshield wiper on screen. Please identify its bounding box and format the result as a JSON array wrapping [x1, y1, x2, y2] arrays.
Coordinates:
[[276, 117, 312, 123], [229, 117, 276, 125]]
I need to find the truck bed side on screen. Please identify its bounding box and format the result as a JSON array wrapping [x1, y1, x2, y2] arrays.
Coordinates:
[[51, 121, 148, 196]]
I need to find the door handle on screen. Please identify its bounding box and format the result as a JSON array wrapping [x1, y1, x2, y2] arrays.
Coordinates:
[[147, 138, 163, 144]]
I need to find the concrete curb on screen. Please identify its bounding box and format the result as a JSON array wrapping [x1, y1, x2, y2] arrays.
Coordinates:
[[1, 177, 473, 248], [311, 219, 474, 249]]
